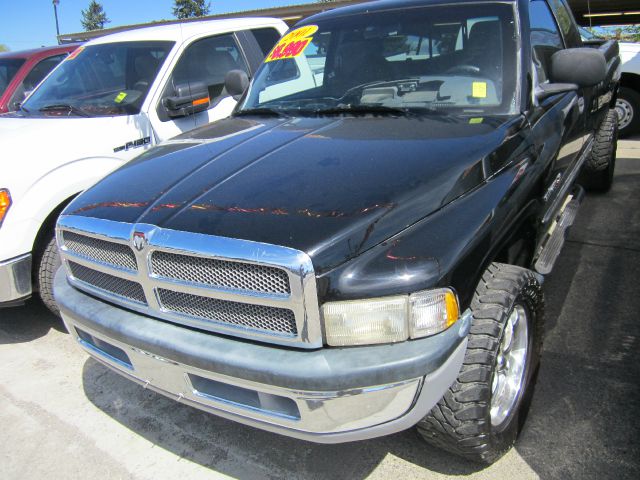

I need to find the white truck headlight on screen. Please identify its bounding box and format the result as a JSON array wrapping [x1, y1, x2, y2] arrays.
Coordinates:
[[322, 288, 459, 346]]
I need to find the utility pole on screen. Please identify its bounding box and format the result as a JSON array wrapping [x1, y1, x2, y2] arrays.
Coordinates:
[[53, 0, 61, 43]]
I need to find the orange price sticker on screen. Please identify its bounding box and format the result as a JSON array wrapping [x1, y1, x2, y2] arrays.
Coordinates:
[[266, 25, 318, 62], [66, 46, 85, 61]]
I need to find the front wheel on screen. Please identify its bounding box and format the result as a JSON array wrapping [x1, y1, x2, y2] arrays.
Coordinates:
[[36, 232, 62, 316], [417, 263, 544, 464], [579, 108, 618, 193]]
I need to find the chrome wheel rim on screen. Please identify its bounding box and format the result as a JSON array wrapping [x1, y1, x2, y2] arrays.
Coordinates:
[[490, 304, 529, 428], [615, 98, 634, 131]]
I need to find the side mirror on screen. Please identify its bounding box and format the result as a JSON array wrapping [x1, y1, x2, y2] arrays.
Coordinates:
[[550, 48, 606, 87], [163, 81, 210, 118], [225, 69, 249, 100], [535, 82, 578, 101]]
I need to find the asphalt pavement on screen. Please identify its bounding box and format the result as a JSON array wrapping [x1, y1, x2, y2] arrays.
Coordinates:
[[1, 138, 639, 480]]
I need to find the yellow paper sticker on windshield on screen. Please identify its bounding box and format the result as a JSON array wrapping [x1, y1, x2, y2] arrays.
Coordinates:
[[266, 25, 318, 62], [469, 117, 483, 124], [66, 46, 85, 61], [114, 92, 128, 103], [472, 82, 487, 98]]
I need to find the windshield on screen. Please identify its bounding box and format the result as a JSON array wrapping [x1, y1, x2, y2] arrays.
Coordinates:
[[22, 41, 173, 117], [240, 3, 518, 117], [0, 59, 25, 97]]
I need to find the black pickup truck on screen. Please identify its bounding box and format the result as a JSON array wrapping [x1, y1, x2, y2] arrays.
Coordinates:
[[53, 0, 620, 463]]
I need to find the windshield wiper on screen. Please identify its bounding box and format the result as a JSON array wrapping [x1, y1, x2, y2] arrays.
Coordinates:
[[234, 107, 288, 117], [312, 104, 411, 116], [39, 103, 91, 118]]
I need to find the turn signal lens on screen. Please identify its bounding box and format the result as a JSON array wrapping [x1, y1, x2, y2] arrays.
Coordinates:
[[322, 288, 460, 346], [0, 189, 11, 226], [409, 289, 460, 339]]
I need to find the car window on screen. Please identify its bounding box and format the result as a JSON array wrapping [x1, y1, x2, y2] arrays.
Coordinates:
[[251, 28, 283, 56], [529, 0, 564, 83], [22, 41, 173, 117], [169, 33, 249, 104], [0, 58, 25, 97], [244, 3, 519, 115], [546, 0, 581, 46], [8, 54, 68, 111]]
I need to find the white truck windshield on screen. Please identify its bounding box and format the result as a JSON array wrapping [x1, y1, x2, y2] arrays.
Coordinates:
[[22, 41, 173, 117]]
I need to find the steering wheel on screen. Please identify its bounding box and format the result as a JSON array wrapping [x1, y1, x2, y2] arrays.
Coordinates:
[[446, 65, 481, 75]]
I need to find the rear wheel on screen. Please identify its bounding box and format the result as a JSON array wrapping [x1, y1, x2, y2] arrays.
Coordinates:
[[36, 232, 61, 316], [616, 86, 640, 138], [417, 263, 544, 464]]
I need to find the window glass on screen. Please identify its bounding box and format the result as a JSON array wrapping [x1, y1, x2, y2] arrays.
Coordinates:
[[243, 3, 518, 115], [8, 54, 67, 110], [22, 41, 173, 117], [0, 58, 25, 97], [546, 0, 578, 44], [529, 0, 564, 82], [170, 34, 248, 103], [251, 28, 282, 56]]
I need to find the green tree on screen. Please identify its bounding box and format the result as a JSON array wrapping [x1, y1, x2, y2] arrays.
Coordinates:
[[81, 1, 110, 31], [0, 44, 9, 52], [173, 0, 211, 19]]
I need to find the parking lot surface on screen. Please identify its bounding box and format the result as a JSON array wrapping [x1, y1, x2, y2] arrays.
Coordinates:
[[1, 138, 639, 480]]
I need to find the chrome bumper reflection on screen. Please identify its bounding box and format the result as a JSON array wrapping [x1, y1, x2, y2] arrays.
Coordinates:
[[63, 318, 423, 436], [0, 254, 32, 304]]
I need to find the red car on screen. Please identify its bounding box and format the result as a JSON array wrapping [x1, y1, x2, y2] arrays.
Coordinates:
[[0, 44, 80, 114]]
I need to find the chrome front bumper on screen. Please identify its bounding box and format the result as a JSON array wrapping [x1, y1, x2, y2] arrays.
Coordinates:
[[0, 254, 32, 305], [55, 270, 469, 443]]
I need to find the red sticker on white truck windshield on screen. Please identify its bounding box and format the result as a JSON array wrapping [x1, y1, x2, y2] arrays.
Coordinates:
[[265, 25, 318, 62]]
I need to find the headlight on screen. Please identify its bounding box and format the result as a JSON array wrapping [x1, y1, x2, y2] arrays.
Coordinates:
[[0, 189, 11, 227], [322, 288, 459, 346]]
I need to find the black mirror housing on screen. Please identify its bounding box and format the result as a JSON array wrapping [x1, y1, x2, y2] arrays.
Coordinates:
[[225, 69, 249, 100], [164, 81, 210, 118], [549, 48, 607, 88], [535, 82, 578, 102]]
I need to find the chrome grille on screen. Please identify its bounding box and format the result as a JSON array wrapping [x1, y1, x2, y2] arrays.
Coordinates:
[[57, 216, 322, 348], [150, 251, 290, 295], [68, 261, 146, 304], [157, 289, 297, 335], [63, 231, 137, 271]]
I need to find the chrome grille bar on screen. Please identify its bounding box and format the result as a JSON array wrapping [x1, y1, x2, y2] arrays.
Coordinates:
[[56, 215, 322, 348], [157, 289, 297, 336], [150, 250, 290, 295], [63, 230, 138, 271], [68, 261, 147, 305]]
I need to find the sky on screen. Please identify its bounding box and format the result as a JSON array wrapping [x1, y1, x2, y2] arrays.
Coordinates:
[[0, 1, 311, 51]]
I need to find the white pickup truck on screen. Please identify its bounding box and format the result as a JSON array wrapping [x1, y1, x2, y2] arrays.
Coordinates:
[[0, 17, 287, 313], [580, 27, 640, 137], [617, 41, 640, 137]]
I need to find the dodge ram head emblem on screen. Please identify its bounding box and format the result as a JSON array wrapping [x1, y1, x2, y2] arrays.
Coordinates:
[[133, 232, 147, 251]]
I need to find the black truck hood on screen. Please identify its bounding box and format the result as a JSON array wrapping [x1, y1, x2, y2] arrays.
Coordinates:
[[67, 114, 521, 272]]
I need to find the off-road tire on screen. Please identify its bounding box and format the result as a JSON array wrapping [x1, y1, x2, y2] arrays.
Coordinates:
[[579, 108, 618, 192], [36, 233, 62, 316], [417, 263, 544, 464], [616, 86, 640, 138]]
